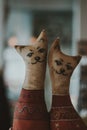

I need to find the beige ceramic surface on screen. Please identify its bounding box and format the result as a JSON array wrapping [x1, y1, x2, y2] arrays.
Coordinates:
[[48, 38, 81, 95], [15, 30, 48, 90]]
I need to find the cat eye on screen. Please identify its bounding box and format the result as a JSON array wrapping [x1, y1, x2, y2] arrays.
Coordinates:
[[38, 48, 45, 53], [55, 60, 62, 65], [66, 63, 73, 70], [27, 52, 33, 57]]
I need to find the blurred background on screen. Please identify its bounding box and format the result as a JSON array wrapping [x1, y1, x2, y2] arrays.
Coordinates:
[[0, 0, 87, 129]]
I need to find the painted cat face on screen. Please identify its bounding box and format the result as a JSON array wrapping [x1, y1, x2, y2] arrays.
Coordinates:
[[53, 57, 74, 76], [48, 38, 81, 77], [15, 30, 48, 65]]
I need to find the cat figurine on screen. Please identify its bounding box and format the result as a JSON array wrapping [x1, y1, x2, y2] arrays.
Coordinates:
[[10, 30, 50, 130], [48, 38, 87, 130]]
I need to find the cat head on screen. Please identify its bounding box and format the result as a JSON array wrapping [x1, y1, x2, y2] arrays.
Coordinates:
[[15, 30, 48, 65], [48, 38, 81, 77]]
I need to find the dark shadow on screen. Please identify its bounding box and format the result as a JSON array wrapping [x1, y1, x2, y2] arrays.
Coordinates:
[[0, 70, 11, 130]]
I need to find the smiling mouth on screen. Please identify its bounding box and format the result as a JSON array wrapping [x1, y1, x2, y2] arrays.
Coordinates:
[[28, 59, 45, 64], [52, 67, 68, 76], [55, 70, 68, 76]]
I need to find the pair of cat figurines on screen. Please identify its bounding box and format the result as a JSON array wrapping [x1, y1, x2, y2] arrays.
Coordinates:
[[9, 30, 87, 130]]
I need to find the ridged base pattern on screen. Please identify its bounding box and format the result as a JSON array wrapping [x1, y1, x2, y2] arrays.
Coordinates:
[[50, 95, 87, 130]]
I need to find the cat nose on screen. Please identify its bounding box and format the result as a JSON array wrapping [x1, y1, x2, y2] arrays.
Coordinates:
[[35, 56, 40, 61], [60, 68, 65, 73]]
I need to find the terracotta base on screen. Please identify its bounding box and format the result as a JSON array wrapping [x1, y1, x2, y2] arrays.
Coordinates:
[[11, 88, 50, 130], [50, 95, 87, 130]]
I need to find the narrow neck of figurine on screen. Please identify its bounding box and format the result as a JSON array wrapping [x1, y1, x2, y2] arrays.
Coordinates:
[[52, 77, 70, 95], [23, 63, 46, 90]]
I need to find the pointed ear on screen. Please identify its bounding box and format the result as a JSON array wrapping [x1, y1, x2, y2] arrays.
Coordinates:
[[36, 29, 47, 43], [51, 38, 60, 51], [14, 45, 25, 55]]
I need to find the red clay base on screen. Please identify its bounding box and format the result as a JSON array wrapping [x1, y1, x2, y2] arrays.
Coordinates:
[[11, 88, 50, 130], [50, 95, 87, 130]]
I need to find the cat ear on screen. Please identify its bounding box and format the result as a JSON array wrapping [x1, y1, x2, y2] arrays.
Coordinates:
[[36, 29, 47, 43], [51, 37, 60, 51], [14, 45, 25, 55]]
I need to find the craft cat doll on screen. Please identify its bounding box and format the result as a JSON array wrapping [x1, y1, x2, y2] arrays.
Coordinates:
[[10, 30, 50, 130], [48, 38, 87, 130]]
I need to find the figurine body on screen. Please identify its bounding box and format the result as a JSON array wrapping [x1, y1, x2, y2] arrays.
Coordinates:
[[48, 38, 87, 130], [10, 30, 50, 130]]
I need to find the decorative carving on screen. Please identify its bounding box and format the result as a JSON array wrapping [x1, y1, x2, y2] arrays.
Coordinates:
[[14, 103, 49, 120], [51, 106, 79, 121]]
